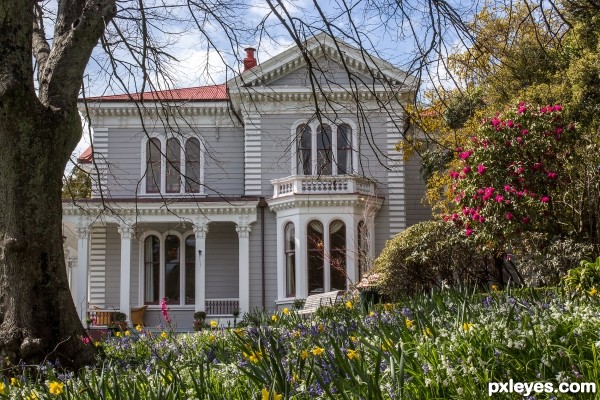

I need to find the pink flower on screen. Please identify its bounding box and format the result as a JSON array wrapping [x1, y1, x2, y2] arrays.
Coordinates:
[[516, 137, 523, 144], [477, 164, 487, 175], [82, 337, 91, 345], [504, 185, 512, 192], [495, 195, 504, 203], [462, 166, 471, 174], [161, 297, 172, 324], [517, 102, 527, 114], [449, 171, 459, 179], [553, 104, 562, 112], [459, 150, 473, 160], [506, 120, 514, 128], [516, 167, 524, 174], [540, 196, 550, 203], [547, 172, 558, 179], [491, 117, 501, 127], [521, 217, 530, 224], [465, 228, 473, 237], [521, 129, 528, 135], [532, 163, 542, 170], [506, 212, 514, 220]]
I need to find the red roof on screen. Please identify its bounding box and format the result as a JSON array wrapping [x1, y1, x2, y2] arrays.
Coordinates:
[[78, 146, 93, 164], [85, 84, 228, 102]]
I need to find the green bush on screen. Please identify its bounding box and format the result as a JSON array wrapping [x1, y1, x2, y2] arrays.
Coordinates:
[[369, 220, 492, 300], [561, 256, 600, 293]]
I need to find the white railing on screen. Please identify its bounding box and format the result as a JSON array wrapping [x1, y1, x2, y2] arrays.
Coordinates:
[[272, 175, 376, 198]]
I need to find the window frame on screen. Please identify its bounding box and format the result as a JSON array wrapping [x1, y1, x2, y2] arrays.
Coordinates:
[[291, 119, 358, 176], [140, 230, 196, 307], [141, 135, 205, 196]]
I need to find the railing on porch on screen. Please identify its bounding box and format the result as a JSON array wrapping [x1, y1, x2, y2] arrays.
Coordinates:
[[205, 298, 239, 315], [271, 175, 376, 198], [86, 308, 115, 326]]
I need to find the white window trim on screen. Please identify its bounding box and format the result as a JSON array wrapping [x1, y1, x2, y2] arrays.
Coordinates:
[[138, 230, 196, 308], [140, 134, 206, 196], [290, 118, 359, 176]]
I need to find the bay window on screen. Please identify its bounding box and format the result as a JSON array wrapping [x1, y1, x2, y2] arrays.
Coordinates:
[[296, 121, 354, 176]]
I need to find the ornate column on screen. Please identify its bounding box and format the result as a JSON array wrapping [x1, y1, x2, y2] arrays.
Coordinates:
[[236, 222, 251, 314], [75, 219, 91, 322], [193, 220, 209, 312], [117, 223, 135, 323]]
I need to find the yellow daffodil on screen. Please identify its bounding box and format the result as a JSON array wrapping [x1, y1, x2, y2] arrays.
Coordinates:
[[369, 311, 375, 317], [0, 382, 5, 395], [94, 341, 101, 347], [208, 335, 216, 342], [48, 381, 64, 395], [463, 322, 474, 332], [345, 300, 353, 309], [10, 377, 20, 387], [261, 388, 283, 400], [311, 346, 325, 356], [271, 315, 278, 322], [317, 323, 325, 332], [405, 319, 415, 329], [384, 303, 393, 311], [423, 327, 432, 337], [350, 336, 358, 343], [347, 349, 360, 361], [491, 284, 499, 291], [283, 307, 290, 315], [300, 350, 309, 360], [124, 330, 131, 336], [245, 350, 263, 364], [291, 330, 301, 338], [115, 331, 121, 337], [135, 324, 143, 332], [160, 331, 168, 339], [210, 320, 218, 328], [589, 287, 598, 296]]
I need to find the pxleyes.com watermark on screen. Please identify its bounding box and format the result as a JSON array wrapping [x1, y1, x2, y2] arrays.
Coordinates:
[[488, 380, 597, 397]]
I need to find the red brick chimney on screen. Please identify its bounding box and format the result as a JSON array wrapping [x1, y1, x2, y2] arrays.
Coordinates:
[[243, 47, 257, 71]]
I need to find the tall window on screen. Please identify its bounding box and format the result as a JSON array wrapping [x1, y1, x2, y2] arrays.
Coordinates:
[[284, 223, 296, 297], [146, 138, 161, 193], [166, 138, 181, 193], [316, 125, 333, 175], [185, 138, 201, 193], [358, 221, 369, 280], [164, 235, 180, 304], [337, 124, 352, 175], [307, 220, 324, 294], [329, 220, 346, 290], [144, 235, 160, 304], [296, 122, 353, 176], [144, 234, 195, 306], [144, 137, 202, 194], [298, 124, 312, 175], [185, 235, 195, 305]]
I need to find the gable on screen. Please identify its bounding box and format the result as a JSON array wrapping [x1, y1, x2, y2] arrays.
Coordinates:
[[228, 33, 416, 91]]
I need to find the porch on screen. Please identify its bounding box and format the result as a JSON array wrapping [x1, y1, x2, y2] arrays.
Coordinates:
[[63, 200, 258, 328]]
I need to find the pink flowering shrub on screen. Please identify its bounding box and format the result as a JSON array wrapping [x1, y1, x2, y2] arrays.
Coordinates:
[[447, 103, 575, 243]]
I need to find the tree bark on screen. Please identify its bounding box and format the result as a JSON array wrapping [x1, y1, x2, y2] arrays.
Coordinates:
[[0, 0, 115, 369]]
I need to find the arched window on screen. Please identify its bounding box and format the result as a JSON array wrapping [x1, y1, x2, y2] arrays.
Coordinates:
[[185, 235, 195, 304], [357, 221, 369, 280], [337, 124, 352, 175], [144, 235, 160, 304], [284, 222, 296, 297], [146, 138, 161, 193], [298, 124, 312, 175], [164, 235, 180, 304], [166, 138, 181, 193], [330, 220, 346, 290], [307, 220, 324, 294], [185, 138, 201, 193], [316, 125, 332, 175]]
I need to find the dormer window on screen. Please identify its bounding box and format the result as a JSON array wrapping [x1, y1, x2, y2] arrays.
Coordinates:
[[143, 136, 204, 195], [295, 121, 355, 176]]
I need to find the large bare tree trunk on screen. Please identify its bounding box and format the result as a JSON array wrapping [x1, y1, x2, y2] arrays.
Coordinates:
[[0, 0, 115, 369]]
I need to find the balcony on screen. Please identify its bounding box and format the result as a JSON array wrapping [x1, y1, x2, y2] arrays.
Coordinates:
[[271, 175, 376, 199]]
